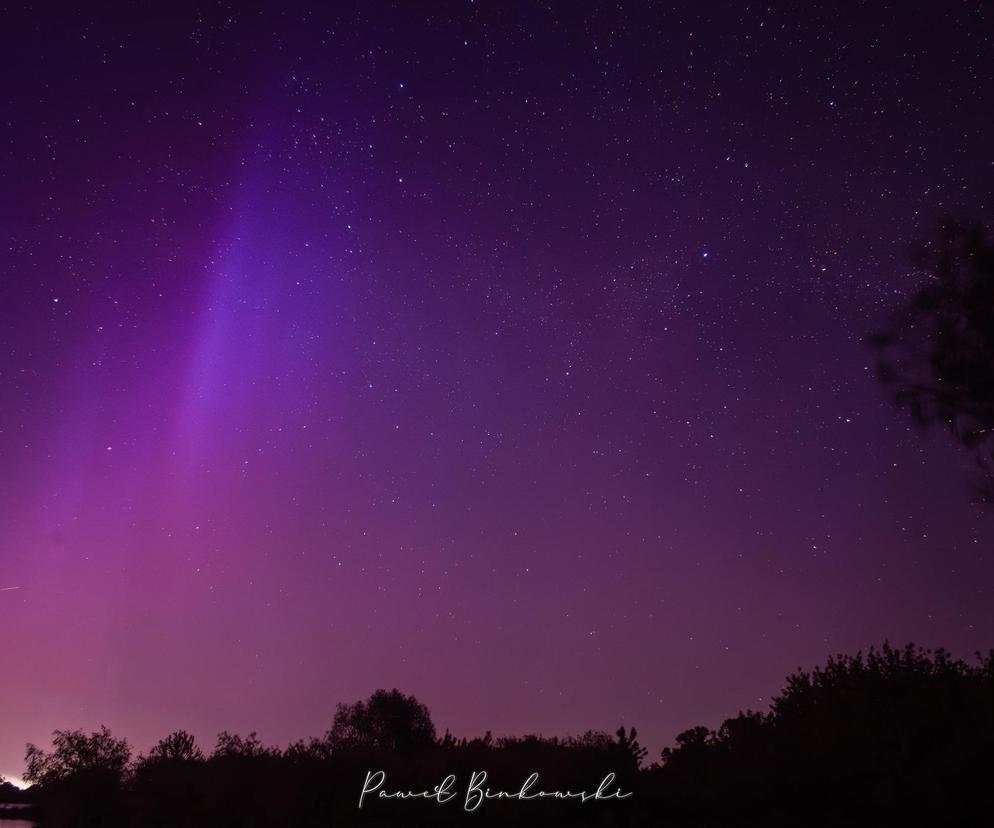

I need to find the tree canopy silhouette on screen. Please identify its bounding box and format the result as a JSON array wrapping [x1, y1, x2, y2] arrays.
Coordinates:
[[871, 219, 994, 499], [654, 642, 994, 824], [24, 726, 131, 787], [136, 730, 204, 768], [326, 687, 437, 753], [211, 730, 278, 759]]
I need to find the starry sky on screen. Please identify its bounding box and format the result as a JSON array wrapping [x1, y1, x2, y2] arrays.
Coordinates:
[[2, 1, 993, 779]]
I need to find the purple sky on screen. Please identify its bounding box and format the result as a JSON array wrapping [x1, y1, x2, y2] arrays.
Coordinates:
[[2, 2, 993, 780]]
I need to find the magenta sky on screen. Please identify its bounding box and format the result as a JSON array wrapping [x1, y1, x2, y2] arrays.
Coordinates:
[[3, 2, 993, 780]]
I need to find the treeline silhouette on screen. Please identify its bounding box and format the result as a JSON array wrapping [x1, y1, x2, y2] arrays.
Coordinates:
[[4, 643, 993, 826]]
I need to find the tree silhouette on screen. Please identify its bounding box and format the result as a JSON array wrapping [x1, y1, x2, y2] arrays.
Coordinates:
[[871, 219, 994, 499], [326, 688, 437, 753], [138, 730, 204, 766], [23, 726, 131, 828], [211, 730, 277, 759], [655, 643, 994, 824], [615, 726, 648, 769], [24, 726, 131, 786]]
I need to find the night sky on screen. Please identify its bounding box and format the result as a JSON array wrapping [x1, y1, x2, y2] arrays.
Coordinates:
[[2, 2, 993, 781]]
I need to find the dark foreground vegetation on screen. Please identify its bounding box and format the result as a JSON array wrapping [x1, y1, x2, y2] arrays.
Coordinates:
[[4, 643, 994, 826]]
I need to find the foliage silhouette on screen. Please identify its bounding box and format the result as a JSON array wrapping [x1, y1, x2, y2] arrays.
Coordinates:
[[19, 651, 994, 826], [24, 726, 131, 786], [651, 643, 994, 825], [211, 730, 278, 760], [871, 219, 994, 499], [23, 726, 131, 827], [326, 687, 437, 753], [139, 731, 204, 766]]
